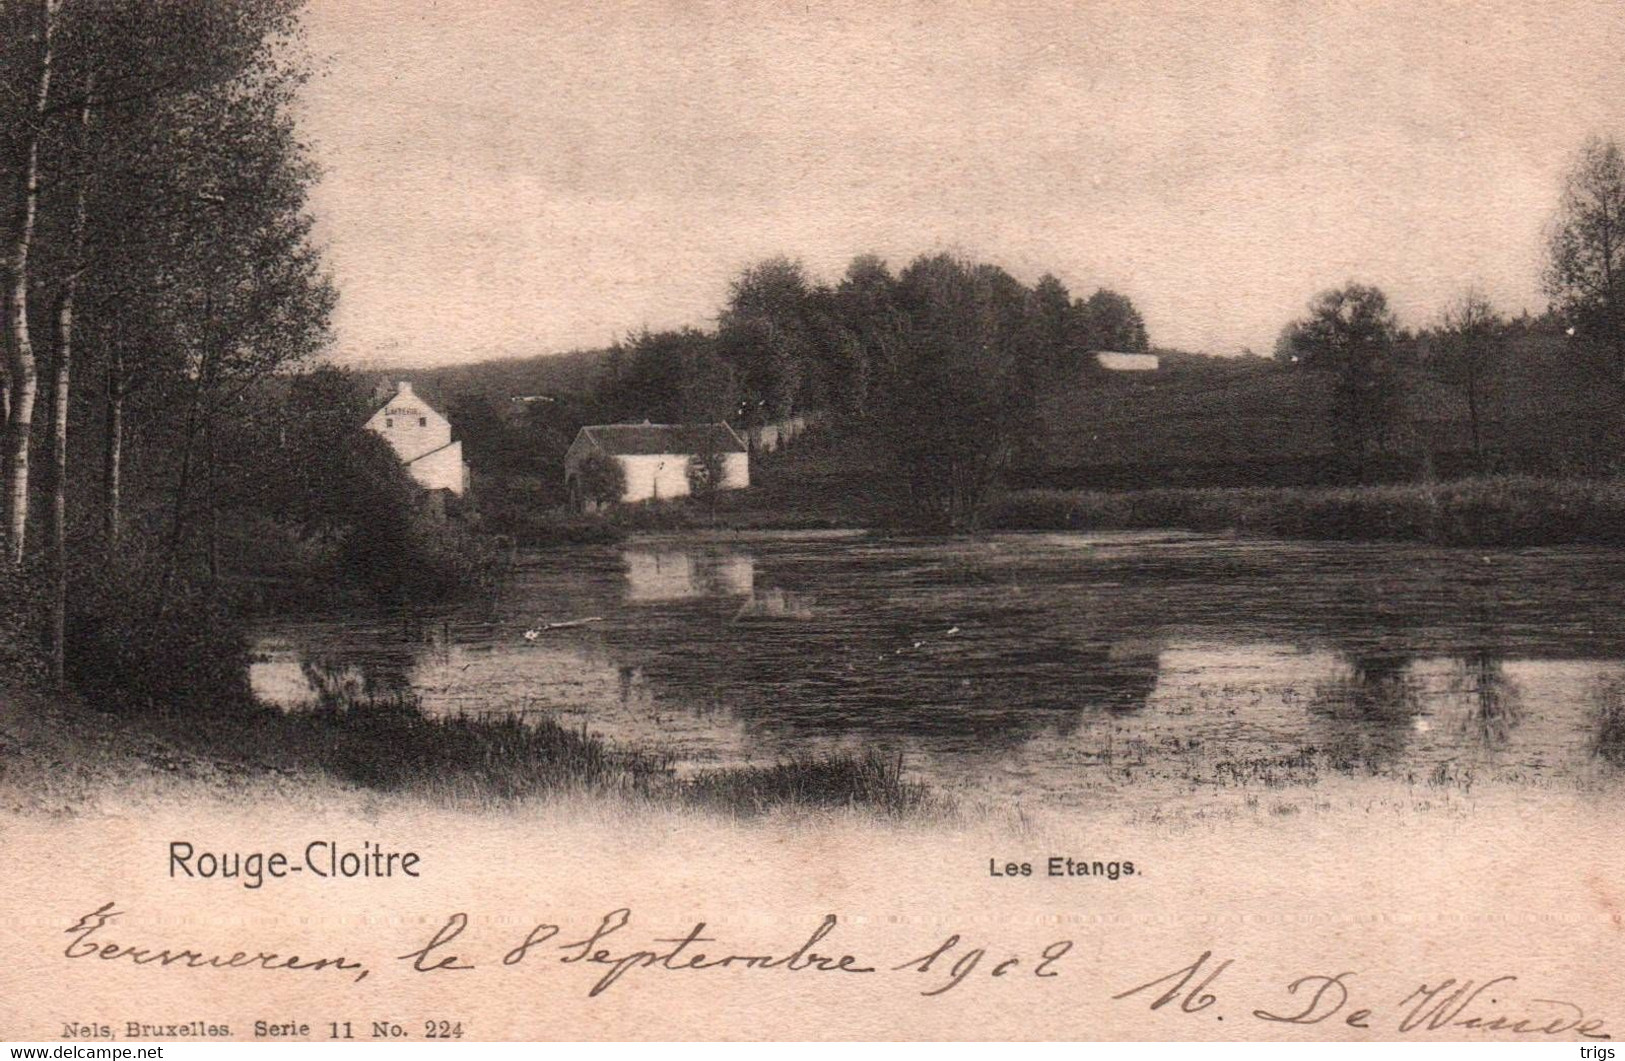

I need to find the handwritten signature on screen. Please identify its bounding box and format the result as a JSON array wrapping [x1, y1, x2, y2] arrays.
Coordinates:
[[1113, 950, 1611, 1039], [62, 903, 1611, 1038]]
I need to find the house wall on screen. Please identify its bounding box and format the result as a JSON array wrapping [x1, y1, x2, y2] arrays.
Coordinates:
[[408, 441, 468, 495], [614, 451, 750, 503], [721, 452, 750, 489], [617, 453, 693, 502]]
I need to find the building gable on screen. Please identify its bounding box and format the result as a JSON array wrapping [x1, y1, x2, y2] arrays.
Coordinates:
[[365, 380, 451, 436], [364, 381, 467, 494]]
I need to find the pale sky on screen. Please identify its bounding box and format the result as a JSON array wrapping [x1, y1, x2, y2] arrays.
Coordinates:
[[298, 0, 1625, 367]]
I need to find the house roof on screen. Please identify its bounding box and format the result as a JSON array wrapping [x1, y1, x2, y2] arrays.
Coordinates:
[[577, 423, 746, 456], [369, 380, 449, 421]]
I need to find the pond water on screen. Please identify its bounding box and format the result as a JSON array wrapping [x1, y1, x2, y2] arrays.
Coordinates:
[[250, 530, 1625, 814]]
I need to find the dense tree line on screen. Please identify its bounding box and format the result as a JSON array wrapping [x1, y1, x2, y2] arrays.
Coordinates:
[[0, 1, 468, 703], [452, 251, 1151, 527], [1267, 135, 1625, 484]]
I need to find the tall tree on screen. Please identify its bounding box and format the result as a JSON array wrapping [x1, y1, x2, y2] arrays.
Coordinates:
[[1286, 283, 1405, 482], [43, 83, 93, 683], [603, 328, 736, 425], [717, 257, 815, 422], [1073, 288, 1149, 353], [1546, 136, 1625, 391], [1025, 273, 1074, 383], [1428, 288, 1505, 472], [3, 0, 324, 571], [830, 254, 903, 417], [1, 0, 58, 566], [0, 0, 331, 691], [871, 253, 1033, 528]]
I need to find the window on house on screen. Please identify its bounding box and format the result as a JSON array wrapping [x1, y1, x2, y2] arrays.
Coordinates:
[[385, 417, 393, 428], [419, 417, 427, 427]]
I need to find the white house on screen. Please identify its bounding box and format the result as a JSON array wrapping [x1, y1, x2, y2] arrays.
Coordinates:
[[564, 422, 749, 506], [1094, 351, 1160, 372], [364, 381, 469, 495]]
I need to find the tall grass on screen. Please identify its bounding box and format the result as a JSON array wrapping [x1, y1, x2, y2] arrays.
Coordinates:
[[683, 750, 943, 818], [990, 475, 1625, 547], [134, 690, 946, 818]]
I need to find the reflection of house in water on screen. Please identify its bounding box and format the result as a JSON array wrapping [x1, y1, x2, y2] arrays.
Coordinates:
[[736, 586, 817, 620], [623, 549, 754, 602]]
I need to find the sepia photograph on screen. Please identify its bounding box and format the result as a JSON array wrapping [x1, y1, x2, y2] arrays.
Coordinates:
[[1, 0, 1623, 1044]]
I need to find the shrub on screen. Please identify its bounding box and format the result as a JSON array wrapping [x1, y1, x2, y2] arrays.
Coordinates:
[[989, 476, 1625, 547], [65, 552, 251, 715], [575, 450, 626, 507], [0, 562, 47, 685], [337, 492, 500, 605], [294, 699, 665, 799], [468, 474, 625, 546]]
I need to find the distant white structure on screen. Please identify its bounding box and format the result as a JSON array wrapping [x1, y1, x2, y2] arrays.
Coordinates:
[[364, 381, 469, 495], [747, 412, 818, 454], [564, 422, 749, 505], [1094, 351, 1160, 372]]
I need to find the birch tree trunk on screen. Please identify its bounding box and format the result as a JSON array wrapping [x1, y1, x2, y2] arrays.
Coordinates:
[[2, 0, 55, 567], [48, 292, 71, 682]]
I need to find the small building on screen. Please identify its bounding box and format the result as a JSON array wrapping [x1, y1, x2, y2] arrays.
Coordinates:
[[564, 422, 749, 506], [364, 381, 469, 495], [1094, 351, 1160, 372]]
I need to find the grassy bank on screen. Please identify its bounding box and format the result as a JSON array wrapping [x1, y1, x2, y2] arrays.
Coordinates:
[[0, 681, 946, 820], [990, 475, 1625, 547], [684, 751, 939, 816], [227, 699, 947, 817]]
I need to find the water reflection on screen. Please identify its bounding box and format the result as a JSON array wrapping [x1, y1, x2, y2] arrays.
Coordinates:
[[250, 533, 1625, 810], [252, 618, 441, 710], [1446, 652, 1525, 748], [735, 587, 817, 621], [1306, 653, 1421, 770], [623, 549, 753, 602], [1592, 676, 1625, 770]]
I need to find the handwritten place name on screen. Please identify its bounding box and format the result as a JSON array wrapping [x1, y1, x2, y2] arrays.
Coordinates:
[[65, 903, 370, 983], [60, 903, 1612, 1038]]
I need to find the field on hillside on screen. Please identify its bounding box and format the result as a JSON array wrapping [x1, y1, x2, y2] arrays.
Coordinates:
[[1030, 336, 1625, 489]]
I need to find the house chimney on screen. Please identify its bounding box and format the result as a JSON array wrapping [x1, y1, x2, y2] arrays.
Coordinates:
[[396, 380, 414, 395]]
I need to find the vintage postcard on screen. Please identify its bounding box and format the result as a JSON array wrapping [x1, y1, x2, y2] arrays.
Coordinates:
[[2, 0, 1623, 1044]]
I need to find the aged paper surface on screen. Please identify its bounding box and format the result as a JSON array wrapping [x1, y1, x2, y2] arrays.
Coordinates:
[[3, 0, 1624, 1044]]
